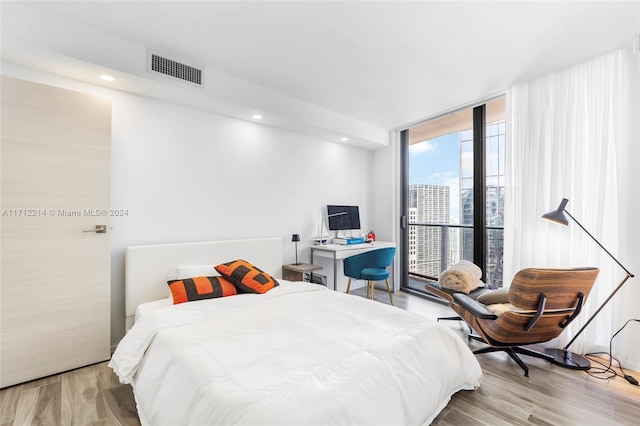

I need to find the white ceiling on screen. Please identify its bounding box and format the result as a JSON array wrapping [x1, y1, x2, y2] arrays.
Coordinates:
[[2, 1, 639, 148]]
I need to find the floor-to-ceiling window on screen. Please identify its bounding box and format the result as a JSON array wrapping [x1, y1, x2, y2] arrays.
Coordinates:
[[401, 97, 505, 295]]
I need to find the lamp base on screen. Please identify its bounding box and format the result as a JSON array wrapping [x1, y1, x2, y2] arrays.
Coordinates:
[[544, 348, 591, 370]]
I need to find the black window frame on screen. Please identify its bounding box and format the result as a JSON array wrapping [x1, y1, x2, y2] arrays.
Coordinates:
[[400, 103, 496, 296]]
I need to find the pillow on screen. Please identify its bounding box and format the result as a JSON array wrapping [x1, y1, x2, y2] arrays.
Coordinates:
[[476, 288, 510, 305], [485, 303, 515, 316], [439, 260, 484, 294], [215, 259, 279, 294], [167, 276, 237, 304], [167, 265, 218, 280]]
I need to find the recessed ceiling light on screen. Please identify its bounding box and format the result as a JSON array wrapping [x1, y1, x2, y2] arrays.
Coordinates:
[[99, 74, 115, 82], [341, 137, 349, 142], [252, 114, 262, 119]]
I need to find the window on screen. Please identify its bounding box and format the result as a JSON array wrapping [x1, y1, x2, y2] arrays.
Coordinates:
[[401, 97, 505, 295]]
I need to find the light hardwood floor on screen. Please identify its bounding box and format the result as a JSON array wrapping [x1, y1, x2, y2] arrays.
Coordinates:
[[1, 287, 638, 425], [0, 360, 138, 426]]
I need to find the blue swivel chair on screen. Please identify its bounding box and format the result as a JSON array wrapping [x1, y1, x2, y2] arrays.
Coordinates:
[[344, 247, 396, 305]]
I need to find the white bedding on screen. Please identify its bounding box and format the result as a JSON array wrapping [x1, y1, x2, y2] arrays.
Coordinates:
[[134, 297, 172, 324], [110, 281, 482, 425]]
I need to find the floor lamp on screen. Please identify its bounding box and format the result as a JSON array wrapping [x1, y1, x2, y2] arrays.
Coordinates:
[[542, 198, 635, 369]]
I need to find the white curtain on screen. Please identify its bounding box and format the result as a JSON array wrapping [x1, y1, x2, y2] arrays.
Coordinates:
[[505, 46, 640, 367]]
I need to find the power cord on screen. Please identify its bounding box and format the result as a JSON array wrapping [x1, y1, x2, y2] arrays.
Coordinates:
[[585, 318, 639, 385]]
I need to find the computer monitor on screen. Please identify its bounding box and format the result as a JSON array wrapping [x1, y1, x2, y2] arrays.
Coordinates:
[[327, 205, 361, 230]]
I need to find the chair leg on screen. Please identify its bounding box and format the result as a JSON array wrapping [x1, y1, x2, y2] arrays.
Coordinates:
[[505, 348, 530, 377], [369, 280, 375, 299], [473, 346, 530, 377], [437, 316, 474, 336], [469, 334, 485, 343], [384, 279, 393, 305], [513, 346, 554, 363], [346, 278, 352, 294], [473, 345, 556, 377], [437, 316, 463, 322]]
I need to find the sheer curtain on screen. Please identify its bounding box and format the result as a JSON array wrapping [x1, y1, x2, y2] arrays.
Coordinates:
[[505, 46, 640, 368]]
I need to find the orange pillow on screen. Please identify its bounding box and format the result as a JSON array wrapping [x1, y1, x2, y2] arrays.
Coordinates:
[[167, 276, 237, 304], [215, 260, 279, 294]]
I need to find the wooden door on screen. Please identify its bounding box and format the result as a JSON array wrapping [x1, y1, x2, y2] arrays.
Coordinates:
[[1, 76, 111, 388]]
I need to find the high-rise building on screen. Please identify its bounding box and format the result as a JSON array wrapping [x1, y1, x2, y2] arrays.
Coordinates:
[[460, 186, 504, 286], [408, 184, 450, 277]]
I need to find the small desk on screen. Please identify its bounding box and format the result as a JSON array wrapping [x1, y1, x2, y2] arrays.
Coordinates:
[[309, 241, 396, 291]]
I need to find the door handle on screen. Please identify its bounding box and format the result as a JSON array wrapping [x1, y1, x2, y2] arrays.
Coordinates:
[[400, 215, 407, 229], [83, 225, 107, 234]]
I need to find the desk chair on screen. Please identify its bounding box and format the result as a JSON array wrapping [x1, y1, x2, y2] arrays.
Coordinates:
[[344, 247, 396, 305]]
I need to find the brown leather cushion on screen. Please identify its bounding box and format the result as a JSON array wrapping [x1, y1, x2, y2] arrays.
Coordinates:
[[476, 288, 510, 305], [485, 302, 515, 316]]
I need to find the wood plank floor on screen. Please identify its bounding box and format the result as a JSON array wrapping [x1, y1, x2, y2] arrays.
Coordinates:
[[0, 362, 139, 426], [1, 287, 638, 425]]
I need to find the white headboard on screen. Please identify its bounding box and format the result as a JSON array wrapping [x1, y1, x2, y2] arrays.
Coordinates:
[[125, 237, 282, 323]]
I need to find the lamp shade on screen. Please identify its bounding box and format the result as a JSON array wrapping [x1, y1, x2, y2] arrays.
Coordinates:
[[291, 234, 301, 242], [542, 198, 570, 226]]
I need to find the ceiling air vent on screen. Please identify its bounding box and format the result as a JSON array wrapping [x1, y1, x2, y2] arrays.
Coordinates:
[[148, 52, 203, 86]]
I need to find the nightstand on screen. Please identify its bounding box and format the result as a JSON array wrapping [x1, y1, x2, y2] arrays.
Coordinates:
[[282, 263, 323, 282]]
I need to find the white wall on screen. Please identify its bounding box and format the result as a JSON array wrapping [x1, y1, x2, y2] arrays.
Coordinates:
[[109, 92, 373, 345], [2, 65, 374, 347], [371, 132, 401, 289]]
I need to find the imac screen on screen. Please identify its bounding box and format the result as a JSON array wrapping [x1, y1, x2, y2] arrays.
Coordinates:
[[327, 205, 361, 230]]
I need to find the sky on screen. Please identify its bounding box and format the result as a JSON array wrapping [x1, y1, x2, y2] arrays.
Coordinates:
[[409, 132, 462, 221], [408, 132, 460, 184]]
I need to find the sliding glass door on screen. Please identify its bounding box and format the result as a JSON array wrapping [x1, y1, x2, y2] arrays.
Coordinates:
[[401, 97, 505, 296]]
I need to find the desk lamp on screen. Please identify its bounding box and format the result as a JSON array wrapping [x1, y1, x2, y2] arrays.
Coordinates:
[[291, 234, 301, 265]]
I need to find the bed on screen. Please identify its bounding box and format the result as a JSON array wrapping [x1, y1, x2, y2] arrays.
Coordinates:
[[110, 237, 482, 425]]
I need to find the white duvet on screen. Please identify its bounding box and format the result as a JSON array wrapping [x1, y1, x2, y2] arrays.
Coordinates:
[[110, 282, 482, 425]]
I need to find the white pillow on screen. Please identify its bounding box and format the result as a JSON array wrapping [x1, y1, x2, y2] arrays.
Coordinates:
[[167, 265, 219, 280]]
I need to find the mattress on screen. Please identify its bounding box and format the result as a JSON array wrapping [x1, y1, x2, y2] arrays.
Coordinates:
[[110, 281, 482, 425]]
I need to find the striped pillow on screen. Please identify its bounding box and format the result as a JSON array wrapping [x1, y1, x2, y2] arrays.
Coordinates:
[[215, 260, 279, 294], [167, 276, 237, 304]]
